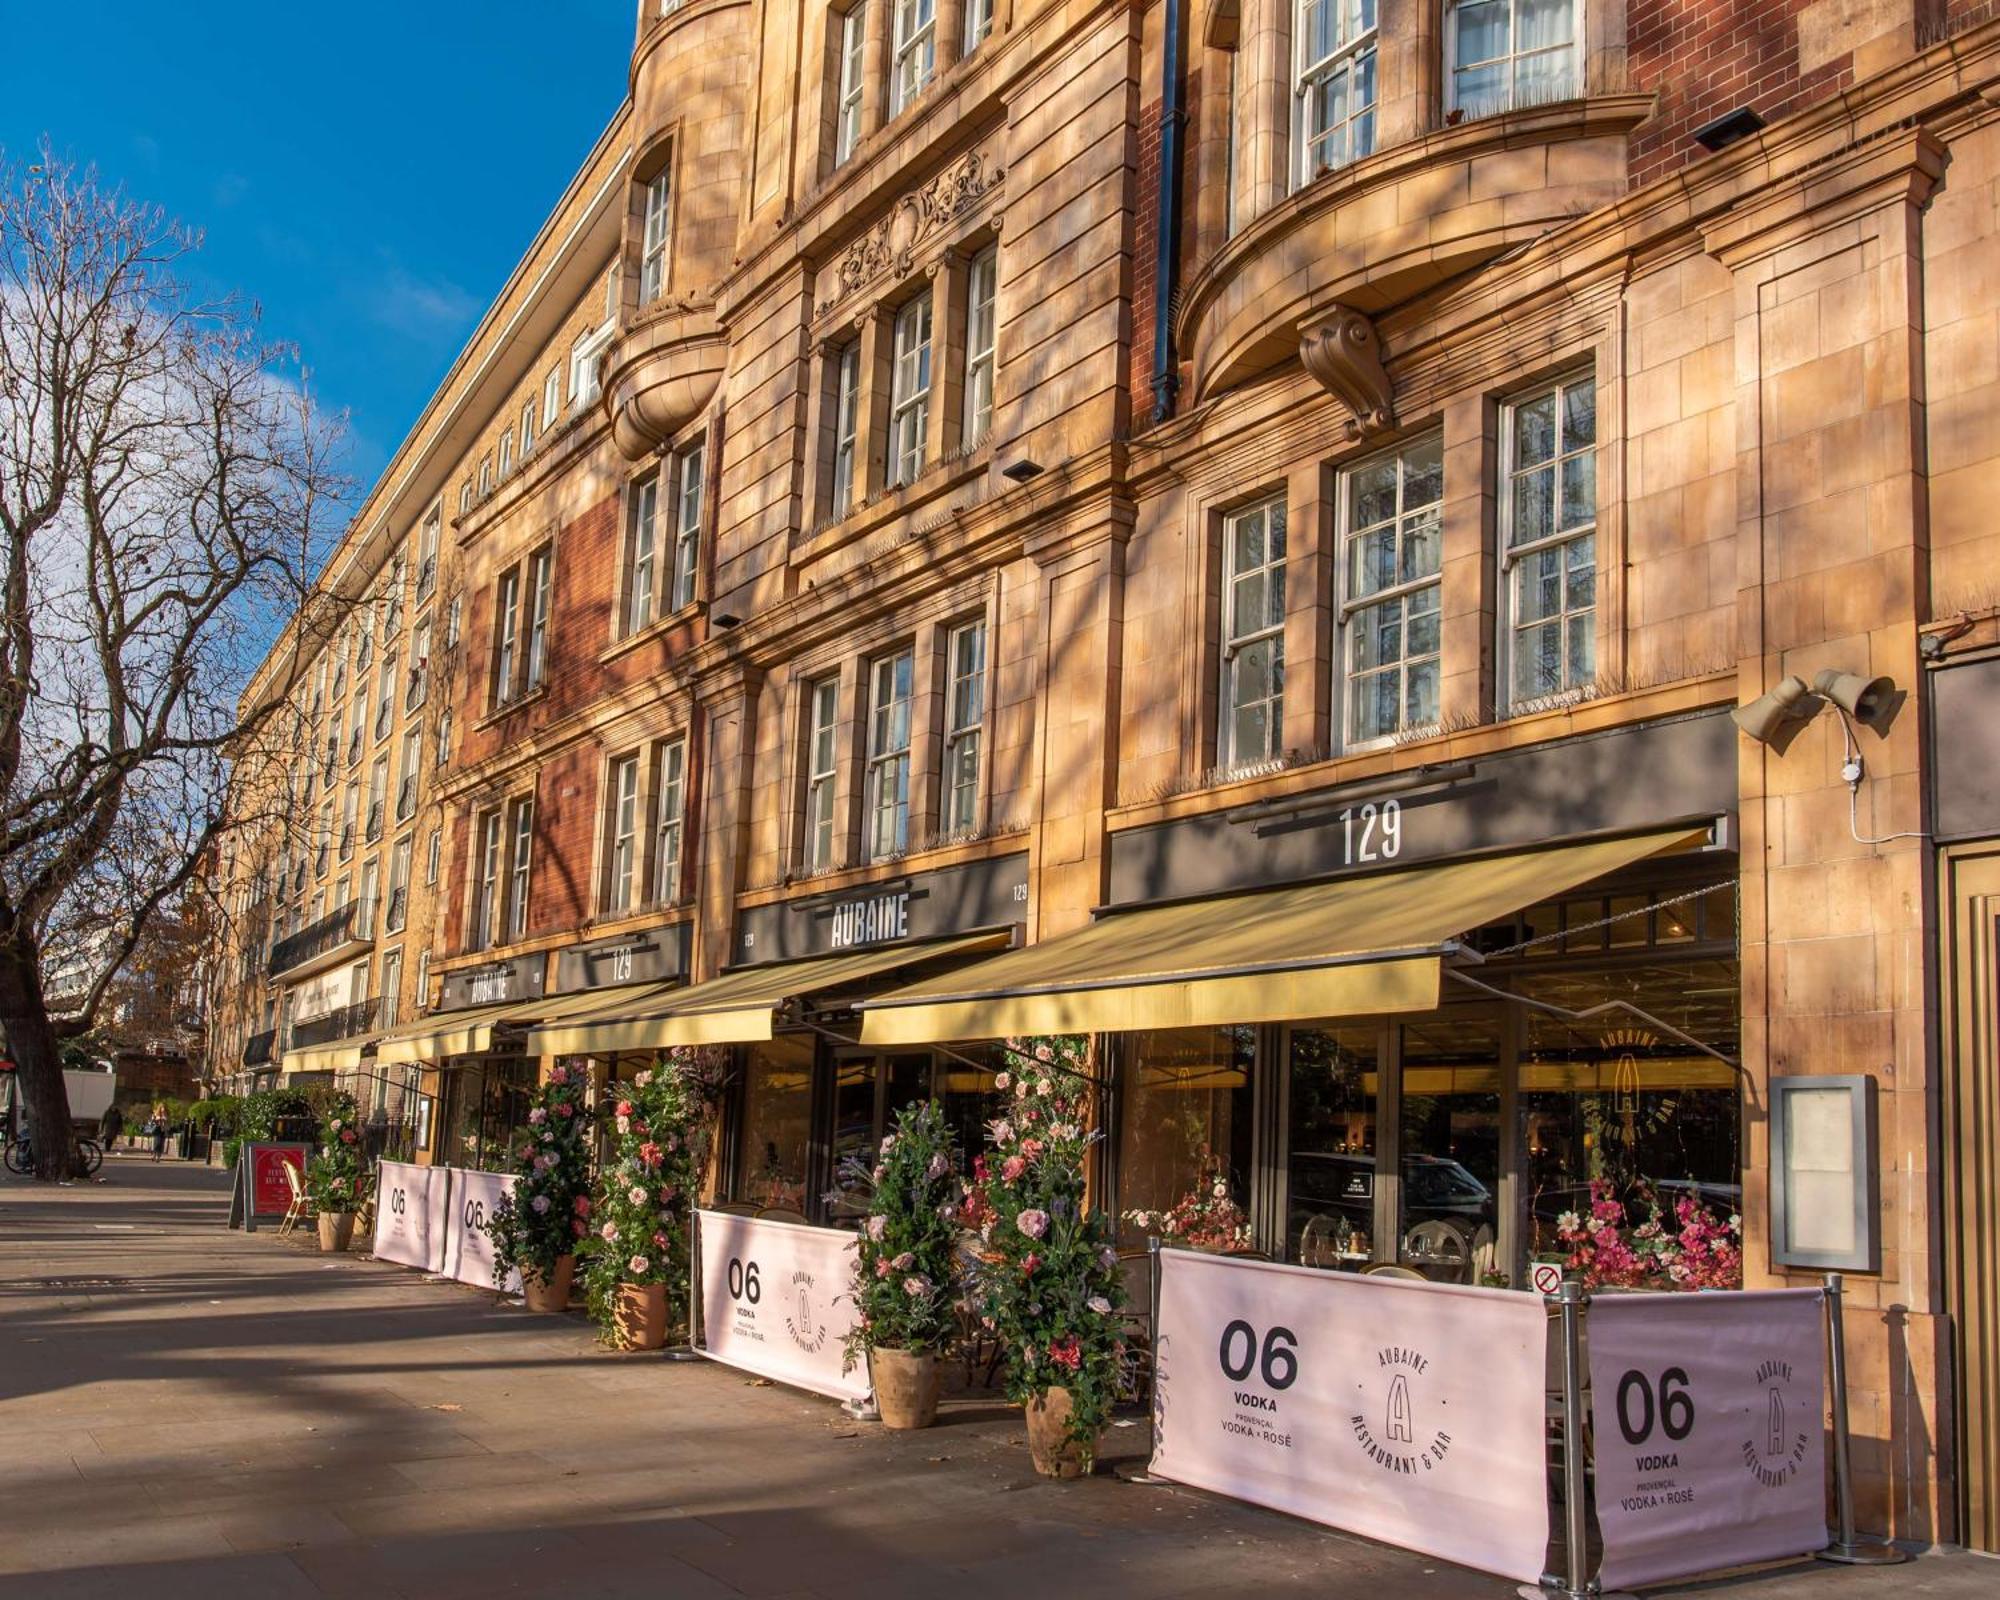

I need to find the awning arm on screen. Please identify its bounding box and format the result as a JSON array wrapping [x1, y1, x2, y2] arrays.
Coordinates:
[[1444, 968, 1744, 1077]]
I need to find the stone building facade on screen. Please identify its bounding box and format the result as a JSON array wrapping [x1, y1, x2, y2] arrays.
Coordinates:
[[207, 0, 2000, 1551]]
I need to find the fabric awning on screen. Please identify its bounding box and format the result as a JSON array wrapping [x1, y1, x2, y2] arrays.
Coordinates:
[[278, 1038, 378, 1076], [522, 930, 1012, 1056], [375, 997, 541, 1067], [855, 827, 1709, 1045]]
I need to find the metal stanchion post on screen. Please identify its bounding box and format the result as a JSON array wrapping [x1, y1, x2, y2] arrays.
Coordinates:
[[1116, 1234, 1169, 1485], [1817, 1272, 1906, 1565], [1520, 1280, 1622, 1600], [667, 1207, 703, 1361]]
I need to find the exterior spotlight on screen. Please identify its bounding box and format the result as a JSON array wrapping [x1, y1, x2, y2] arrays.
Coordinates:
[[1731, 675, 1818, 744], [1811, 668, 1894, 729], [1001, 458, 1044, 482]]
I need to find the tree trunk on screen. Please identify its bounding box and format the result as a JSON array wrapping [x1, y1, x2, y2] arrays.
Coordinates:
[[0, 938, 73, 1181]]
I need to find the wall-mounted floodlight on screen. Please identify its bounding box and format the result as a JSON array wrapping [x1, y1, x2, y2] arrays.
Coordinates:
[[1730, 674, 1817, 744]]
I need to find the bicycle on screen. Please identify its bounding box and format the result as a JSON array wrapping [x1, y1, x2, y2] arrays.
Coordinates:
[[3, 1130, 103, 1178]]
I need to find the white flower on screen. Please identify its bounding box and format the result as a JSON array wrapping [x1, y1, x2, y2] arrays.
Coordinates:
[[531, 1195, 551, 1214], [616, 1116, 631, 1136], [628, 1185, 647, 1204], [902, 1274, 931, 1298], [1556, 1211, 1581, 1234], [1035, 1079, 1052, 1097], [633, 1069, 654, 1088], [994, 1071, 1011, 1090], [880, 1134, 897, 1153], [989, 1119, 1013, 1144], [1098, 1247, 1118, 1270], [629, 1254, 650, 1274], [866, 1216, 888, 1241], [1212, 1181, 1228, 1199], [926, 1153, 950, 1180], [600, 1221, 619, 1241], [892, 1251, 915, 1270], [1087, 1295, 1113, 1316]]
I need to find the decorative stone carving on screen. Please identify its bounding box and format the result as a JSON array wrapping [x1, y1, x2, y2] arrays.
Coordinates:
[[817, 150, 1006, 315], [1300, 307, 1395, 440]]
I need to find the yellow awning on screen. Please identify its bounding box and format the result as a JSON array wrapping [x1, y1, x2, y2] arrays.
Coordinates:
[[523, 931, 1012, 1056], [279, 1038, 377, 1076], [856, 827, 1709, 1044], [375, 997, 539, 1066]]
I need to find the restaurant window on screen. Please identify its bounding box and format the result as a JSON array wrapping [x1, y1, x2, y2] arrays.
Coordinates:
[[524, 545, 553, 688], [1115, 1028, 1254, 1249], [625, 473, 659, 636], [1395, 1009, 1503, 1280], [653, 737, 686, 905], [507, 798, 534, 943], [733, 1035, 815, 1211], [1447, 0, 1579, 119], [1219, 496, 1287, 771], [492, 568, 520, 707], [1501, 372, 1595, 708], [473, 809, 502, 951], [438, 1057, 538, 1172], [605, 754, 641, 913], [1286, 1025, 1378, 1268], [803, 675, 841, 871], [888, 293, 933, 487], [834, 4, 867, 166], [1295, 0, 1377, 187], [640, 165, 672, 303], [827, 1049, 1004, 1222], [864, 647, 914, 860], [891, 0, 936, 115], [962, 245, 998, 450], [830, 342, 862, 517], [942, 619, 986, 836], [669, 440, 704, 613], [1340, 431, 1442, 745]]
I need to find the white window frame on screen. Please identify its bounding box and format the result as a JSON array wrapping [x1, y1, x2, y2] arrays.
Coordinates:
[[803, 676, 841, 872], [474, 811, 502, 951], [386, 836, 412, 934], [653, 737, 687, 905], [962, 245, 998, 450], [373, 647, 397, 740], [626, 476, 659, 636], [494, 569, 520, 706], [525, 547, 553, 687], [965, 0, 993, 51], [417, 511, 440, 601], [507, 799, 534, 943], [835, 4, 867, 165], [1498, 371, 1597, 710], [543, 365, 563, 428], [406, 621, 431, 712], [1218, 497, 1288, 772], [457, 482, 472, 519], [864, 648, 914, 861], [607, 754, 641, 913], [1338, 433, 1445, 748], [379, 948, 403, 1030], [520, 396, 537, 457], [366, 756, 389, 843], [640, 167, 673, 303], [888, 295, 933, 488], [1445, 0, 1581, 121], [434, 704, 453, 769], [670, 440, 704, 613], [498, 429, 513, 481], [570, 325, 612, 407], [831, 343, 862, 517], [891, 0, 937, 115], [426, 825, 441, 886], [1294, 0, 1379, 188], [357, 857, 380, 940], [477, 455, 493, 498], [415, 949, 430, 1011], [942, 619, 986, 836], [397, 723, 422, 820]]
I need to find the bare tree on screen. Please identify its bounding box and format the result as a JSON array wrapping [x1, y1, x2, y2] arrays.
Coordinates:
[[0, 147, 346, 1176]]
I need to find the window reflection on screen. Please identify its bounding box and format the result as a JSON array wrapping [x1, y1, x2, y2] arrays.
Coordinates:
[[1287, 1026, 1377, 1268], [734, 1034, 813, 1213], [1396, 1011, 1501, 1282], [1116, 1027, 1253, 1249]]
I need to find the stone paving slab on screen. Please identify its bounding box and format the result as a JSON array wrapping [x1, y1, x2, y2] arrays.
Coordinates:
[[1, 1156, 1993, 1599]]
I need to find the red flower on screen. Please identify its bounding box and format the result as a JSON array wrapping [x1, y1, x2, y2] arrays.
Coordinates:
[[553, 1102, 574, 1118], [1048, 1335, 1081, 1371], [638, 1141, 663, 1168], [573, 1194, 592, 1216], [1021, 1252, 1040, 1276], [572, 1219, 586, 1237], [338, 1129, 357, 1144], [615, 1100, 634, 1117]]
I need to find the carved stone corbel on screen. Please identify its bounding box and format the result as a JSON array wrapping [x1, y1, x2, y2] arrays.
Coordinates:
[[1300, 306, 1395, 441]]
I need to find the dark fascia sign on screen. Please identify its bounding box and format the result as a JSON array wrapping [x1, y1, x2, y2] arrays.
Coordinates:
[[1107, 708, 1739, 904], [737, 850, 1030, 963], [436, 952, 548, 1013], [551, 921, 693, 994]]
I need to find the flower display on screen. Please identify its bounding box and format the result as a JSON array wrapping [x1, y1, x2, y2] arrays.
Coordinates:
[[843, 1100, 964, 1370], [581, 1047, 726, 1342], [485, 1059, 594, 1289], [1553, 1178, 1742, 1291], [303, 1095, 366, 1214], [972, 1035, 1127, 1462], [1121, 1153, 1251, 1252]]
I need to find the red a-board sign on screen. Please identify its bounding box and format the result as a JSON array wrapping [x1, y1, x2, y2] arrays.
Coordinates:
[[251, 1145, 305, 1215]]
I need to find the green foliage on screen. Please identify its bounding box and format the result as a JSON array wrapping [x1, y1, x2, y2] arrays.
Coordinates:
[[485, 1062, 592, 1287], [843, 1102, 965, 1369], [972, 1037, 1127, 1458], [303, 1093, 365, 1213], [237, 1087, 314, 1140], [187, 1096, 243, 1135], [582, 1050, 725, 1341]]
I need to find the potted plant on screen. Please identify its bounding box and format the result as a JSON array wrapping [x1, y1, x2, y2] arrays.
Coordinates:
[[486, 1061, 592, 1311], [305, 1098, 364, 1252], [842, 1102, 964, 1429], [582, 1049, 724, 1350], [973, 1036, 1127, 1477]]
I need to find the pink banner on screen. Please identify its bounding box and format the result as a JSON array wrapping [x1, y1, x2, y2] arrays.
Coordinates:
[[370, 1159, 450, 1273]]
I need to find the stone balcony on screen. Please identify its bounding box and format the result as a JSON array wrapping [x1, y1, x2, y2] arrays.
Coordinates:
[[602, 296, 728, 461], [1176, 95, 1653, 408]]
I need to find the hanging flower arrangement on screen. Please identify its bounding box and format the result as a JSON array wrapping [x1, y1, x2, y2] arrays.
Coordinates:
[[580, 1047, 726, 1341], [842, 1101, 965, 1372], [972, 1036, 1127, 1464], [1122, 1152, 1251, 1252], [303, 1093, 364, 1214], [485, 1061, 592, 1290], [1555, 1178, 1742, 1291]]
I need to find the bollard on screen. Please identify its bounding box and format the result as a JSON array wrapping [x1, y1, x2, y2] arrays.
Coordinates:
[[1816, 1272, 1905, 1564]]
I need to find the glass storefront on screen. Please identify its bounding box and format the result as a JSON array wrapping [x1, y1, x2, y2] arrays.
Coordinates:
[[435, 1055, 538, 1172], [1114, 1027, 1254, 1248], [732, 1034, 815, 1212]]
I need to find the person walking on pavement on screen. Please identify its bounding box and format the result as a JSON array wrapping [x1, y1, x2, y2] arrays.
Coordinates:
[[147, 1102, 169, 1162], [98, 1101, 124, 1155]]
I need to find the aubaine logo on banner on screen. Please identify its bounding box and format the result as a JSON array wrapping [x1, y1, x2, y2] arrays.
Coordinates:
[[1349, 1345, 1453, 1474], [1742, 1356, 1811, 1488], [785, 1269, 829, 1354]]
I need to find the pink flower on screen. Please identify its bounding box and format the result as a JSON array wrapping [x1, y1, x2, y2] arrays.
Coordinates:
[[891, 1251, 915, 1270], [866, 1216, 887, 1241], [548, 1065, 569, 1085], [875, 1258, 892, 1278], [528, 1108, 548, 1126], [1016, 1208, 1049, 1240], [574, 1195, 592, 1216], [552, 1102, 574, 1119], [1001, 1156, 1027, 1183], [531, 1195, 551, 1214], [628, 1185, 647, 1204], [600, 1221, 619, 1241], [652, 1230, 669, 1248], [1048, 1334, 1081, 1371], [628, 1255, 650, 1274], [638, 1142, 663, 1168], [616, 1100, 634, 1117], [658, 1185, 678, 1204], [926, 1153, 950, 1180], [902, 1274, 931, 1297]]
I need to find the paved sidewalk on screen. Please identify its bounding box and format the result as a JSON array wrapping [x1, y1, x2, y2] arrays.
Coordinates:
[[0, 1160, 1991, 1599]]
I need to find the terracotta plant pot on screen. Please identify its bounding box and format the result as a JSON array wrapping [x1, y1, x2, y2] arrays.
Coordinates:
[[1025, 1385, 1099, 1478], [613, 1281, 668, 1350], [317, 1211, 355, 1253], [522, 1254, 576, 1312], [869, 1347, 941, 1430]]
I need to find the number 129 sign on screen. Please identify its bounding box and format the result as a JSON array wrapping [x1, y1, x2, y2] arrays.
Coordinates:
[[1339, 799, 1402, 865]]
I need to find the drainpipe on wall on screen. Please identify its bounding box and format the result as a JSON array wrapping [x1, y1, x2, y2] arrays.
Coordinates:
[[1150, 0, 1188, 426]]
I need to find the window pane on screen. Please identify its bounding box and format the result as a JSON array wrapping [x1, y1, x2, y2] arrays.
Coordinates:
[[1116, 1027, 1254, 1249], [1288, 1026, 1379, 1269], [1562, 377, 1596, 448], [734, 1036, 814, 1211], [1518, 0, 1574, 51], [1456, 0, 1509, 66], [1560, 451, 1594, 532], [1513, 390, 1556, 466]]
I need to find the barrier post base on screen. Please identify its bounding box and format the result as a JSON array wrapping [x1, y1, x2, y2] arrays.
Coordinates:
[[841, 1395, 880, 1422], [664, 1345, 703, 1362], [1817, 1539, 1907, 1566], [1112, 1460, 1170, 1485], [1517, 1584, 1636, 1600]]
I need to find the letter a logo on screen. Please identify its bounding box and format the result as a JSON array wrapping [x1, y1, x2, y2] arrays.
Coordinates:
[[1387, 1374, 1413, 1443], [1767, 1386, 1784, 1457]]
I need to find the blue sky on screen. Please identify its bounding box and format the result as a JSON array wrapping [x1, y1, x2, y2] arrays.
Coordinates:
[[3, 2, 633, 501]]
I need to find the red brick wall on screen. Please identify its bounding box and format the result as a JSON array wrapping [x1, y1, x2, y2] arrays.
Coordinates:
[[1129, 92, 1163, 427], [528, 744, 600, 933], [1627, 0, 1855, 187]]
